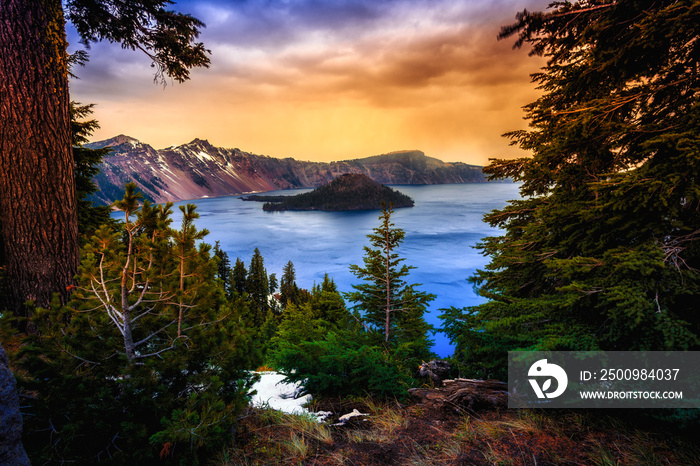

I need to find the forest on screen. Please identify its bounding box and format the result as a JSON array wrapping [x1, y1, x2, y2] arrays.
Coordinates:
[[1, 0, 699, 464], [242, 173, 415, 211]]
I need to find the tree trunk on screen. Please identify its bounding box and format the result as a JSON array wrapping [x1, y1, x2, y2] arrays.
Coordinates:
[[121, 227, 136, 363], [0, 0, 78, 312], [408, 378, 508, 412], [121, 288, 136, 364], [385, 222, 391, 343], [178, 247, 185, 337]]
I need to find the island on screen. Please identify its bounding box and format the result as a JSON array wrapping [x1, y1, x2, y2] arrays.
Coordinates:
[[241, 173, 415, 211]]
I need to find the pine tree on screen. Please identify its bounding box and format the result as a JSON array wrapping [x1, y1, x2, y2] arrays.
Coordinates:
[[80, 183, 176, 363], [71, 101, 113, 240], [269, 273, 278, 293], [0, 100, 112, 312], [268, 273, 280, 315], [0, 0, 210, 314], [442, 0, 700, 378], [231, 258, 247, 297], [310, 274, 347, 324], [392, 288, 434, 373], [271, 272, 411, 399], [246, 248, 270, 326], [171, 204, 210, 337], [280, 260, 301, 308], [5, 188, 254, 463], [213, 241, 232, 294], [347, 204, 434, 344], [321, 273, 337, 293]]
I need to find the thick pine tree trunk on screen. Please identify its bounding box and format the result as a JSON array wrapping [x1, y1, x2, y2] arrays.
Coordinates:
[[0, 0, 78, 312]]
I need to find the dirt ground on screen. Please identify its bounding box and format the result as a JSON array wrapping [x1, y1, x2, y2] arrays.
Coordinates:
[[227, 395, 699, 465]]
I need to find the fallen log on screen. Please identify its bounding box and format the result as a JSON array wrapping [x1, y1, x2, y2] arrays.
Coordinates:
[[408, 378, 508, 412]]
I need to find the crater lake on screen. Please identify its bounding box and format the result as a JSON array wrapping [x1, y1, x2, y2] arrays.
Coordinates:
[[132, 182, 521, 357]]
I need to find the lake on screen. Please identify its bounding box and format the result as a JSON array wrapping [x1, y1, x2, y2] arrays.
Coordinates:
[[165, 182, 522, 357]]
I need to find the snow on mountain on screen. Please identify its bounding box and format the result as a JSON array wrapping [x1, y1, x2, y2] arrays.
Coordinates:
[[86, 136, 487, 205]]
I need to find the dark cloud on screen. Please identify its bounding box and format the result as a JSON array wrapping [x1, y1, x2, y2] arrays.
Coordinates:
[[262, 15, 545, 109], [184, 0, 396, 49], [68, 0, 548, 89]]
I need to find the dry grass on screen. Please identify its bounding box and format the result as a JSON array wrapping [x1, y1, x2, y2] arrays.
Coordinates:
[[220, 398, 700, 465], [370, 405, 408, 436], [219, 406, 334, 465]]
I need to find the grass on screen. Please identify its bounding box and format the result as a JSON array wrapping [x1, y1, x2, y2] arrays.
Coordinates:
[[368, 405, 408, 436], [220, 397, 700, 465], [220, 405, 333, 465]]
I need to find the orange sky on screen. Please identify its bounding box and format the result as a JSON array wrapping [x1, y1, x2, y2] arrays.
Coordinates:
[[68, 0, 549, 165]]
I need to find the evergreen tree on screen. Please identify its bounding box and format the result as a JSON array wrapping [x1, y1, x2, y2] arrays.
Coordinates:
[[71, 101, 113, 240], [170, 204, 211, 337], [0, 0, 210, 314], [321, 273, 338, 293], [269, 273, 278, 294], [392, 288, 434, 374], [268, 273, 280, 315], [310, 274, 347, 324], [81, 183, 177, 363], [347, 204, 434, 344], [246, 248, 270, 326], [271, 275, 411, 399], [213, 241, 232, 295], [442, 0, 700, 378], [280, 260, 301, 308], [231, 258, 247, 297], [0, 100, 113, 311], [4, 186, 254, 463]]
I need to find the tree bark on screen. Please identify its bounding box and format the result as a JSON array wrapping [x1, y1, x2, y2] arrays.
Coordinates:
[[408, 378, 509, 412], [0, 0, 78, 312]]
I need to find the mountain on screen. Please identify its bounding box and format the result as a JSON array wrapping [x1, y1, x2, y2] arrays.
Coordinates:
[[243, 173, 414, 211], [86, 135, 487, 205]]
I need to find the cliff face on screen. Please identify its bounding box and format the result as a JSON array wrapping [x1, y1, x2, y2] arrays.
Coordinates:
[[87, 136, 486, 205]]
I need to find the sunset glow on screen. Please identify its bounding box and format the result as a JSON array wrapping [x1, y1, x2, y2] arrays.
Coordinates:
[[68, 0, 549, 165]]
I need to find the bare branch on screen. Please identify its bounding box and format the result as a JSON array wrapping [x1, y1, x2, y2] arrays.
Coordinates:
[[133, 320, 178, 348], [134, 344, 177, 359]]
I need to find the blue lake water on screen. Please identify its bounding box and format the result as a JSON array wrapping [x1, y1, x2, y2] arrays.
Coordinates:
[[153, 182, 521, 357]]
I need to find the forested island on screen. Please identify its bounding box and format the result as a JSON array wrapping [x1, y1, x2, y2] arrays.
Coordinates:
[[241, 173, 415, 211]]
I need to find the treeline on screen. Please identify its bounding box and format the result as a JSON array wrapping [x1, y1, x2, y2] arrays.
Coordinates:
[[2, 180, 436, 463], [5, 99, 428, 464], [439, 0, 700, 407]]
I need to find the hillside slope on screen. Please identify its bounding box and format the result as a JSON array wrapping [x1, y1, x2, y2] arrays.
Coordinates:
[[87, 136, 487, 205]]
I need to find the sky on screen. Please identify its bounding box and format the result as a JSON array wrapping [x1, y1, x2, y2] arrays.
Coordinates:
[[67, 0, 550, 165]]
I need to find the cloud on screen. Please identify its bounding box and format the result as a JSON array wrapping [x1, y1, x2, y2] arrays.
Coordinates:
[[67, 0, 551, 164]]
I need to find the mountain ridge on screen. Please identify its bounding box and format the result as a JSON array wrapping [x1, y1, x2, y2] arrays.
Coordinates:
[[86, 136, 488, 205]]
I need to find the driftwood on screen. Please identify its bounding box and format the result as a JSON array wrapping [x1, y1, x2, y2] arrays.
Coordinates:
[[408, 378, 508, 412]]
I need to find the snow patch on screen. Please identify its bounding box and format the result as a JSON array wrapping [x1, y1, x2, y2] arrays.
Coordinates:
[[196, 150, 214, 162], [250, 372, 328, 420]]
